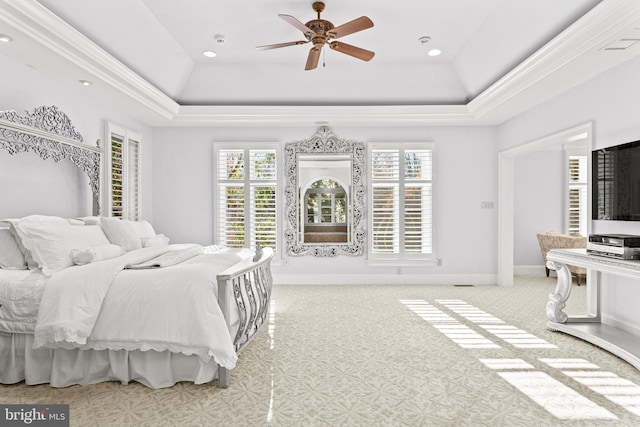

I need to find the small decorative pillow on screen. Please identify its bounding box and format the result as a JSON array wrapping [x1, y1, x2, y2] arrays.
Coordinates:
[[70, 244, 125, 265], [0, 228, 27, 270], [141, 234, 170, 248], [100, 217, 142, 251]]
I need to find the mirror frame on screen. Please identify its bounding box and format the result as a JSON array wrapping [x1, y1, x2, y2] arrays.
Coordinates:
[[284, 127, 365, 257]]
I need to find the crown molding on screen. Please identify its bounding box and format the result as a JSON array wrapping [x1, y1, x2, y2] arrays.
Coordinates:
[[171, 104, 475, 127], [469, 0, 640, 122], [0, 0, 179, 121]]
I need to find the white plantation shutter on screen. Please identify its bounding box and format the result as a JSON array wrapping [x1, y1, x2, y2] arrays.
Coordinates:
[[127, 138, 141, 220], [249, 150, 277, 248], [370, 144, 434, 260], [216, 147, 278, 253], [568, 155, 587, 236], [110, 133, 124, 218], [106, 122, 141, 219]]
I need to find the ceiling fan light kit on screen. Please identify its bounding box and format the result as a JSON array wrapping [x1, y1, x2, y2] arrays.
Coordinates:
[[256, 1, 375, 71]]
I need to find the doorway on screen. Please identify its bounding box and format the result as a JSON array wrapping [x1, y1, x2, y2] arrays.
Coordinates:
[[497, 122, 593, 286]]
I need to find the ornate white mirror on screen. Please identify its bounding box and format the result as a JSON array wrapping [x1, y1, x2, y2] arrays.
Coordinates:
[[284, 127, 365, 256]]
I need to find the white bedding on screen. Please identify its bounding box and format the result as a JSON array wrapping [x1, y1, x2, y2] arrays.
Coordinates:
[[1, 245, 254, 371], [0, 269, 47, 333]]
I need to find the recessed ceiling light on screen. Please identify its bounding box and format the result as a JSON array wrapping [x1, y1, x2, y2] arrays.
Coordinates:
[[428, 49, 442, 57], [0, 34, 13, 43], [79, 80, 92, 86], [203, 50, 217, 58]]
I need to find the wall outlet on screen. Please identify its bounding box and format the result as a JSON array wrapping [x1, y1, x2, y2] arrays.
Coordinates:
[[436, 258, 442, 266], [481, 201, 494, 209], [396, 266, 402, 275], [283, 258, 289, 266]]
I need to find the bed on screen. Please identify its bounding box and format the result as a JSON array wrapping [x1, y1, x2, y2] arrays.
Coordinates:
[[0, 106, 273, 388]]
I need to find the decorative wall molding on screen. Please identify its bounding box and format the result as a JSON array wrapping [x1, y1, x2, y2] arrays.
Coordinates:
[[0, 105, 102, 214]]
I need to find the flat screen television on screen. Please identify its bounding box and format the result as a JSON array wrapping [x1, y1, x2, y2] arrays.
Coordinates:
[[593, 140, 640, 221]]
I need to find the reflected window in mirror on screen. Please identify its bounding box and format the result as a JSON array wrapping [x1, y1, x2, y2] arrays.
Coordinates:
[[303, 179, 348, 243]]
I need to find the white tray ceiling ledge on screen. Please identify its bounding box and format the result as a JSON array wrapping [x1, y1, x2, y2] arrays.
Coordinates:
[[469, 0, 640, 125], [0, 0, 180, 124], [172, 105, 475, 127]]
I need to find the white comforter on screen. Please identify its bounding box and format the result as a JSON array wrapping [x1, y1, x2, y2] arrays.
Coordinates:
[[32, 245, 253, 370], [0, 269, 47, 333]]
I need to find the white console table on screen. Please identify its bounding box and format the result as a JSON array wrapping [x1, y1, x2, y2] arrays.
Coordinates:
[[546, 248, 640, 371]]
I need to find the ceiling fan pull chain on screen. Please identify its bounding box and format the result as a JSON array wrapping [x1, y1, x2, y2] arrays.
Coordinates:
[[323, 48, 326, 68]]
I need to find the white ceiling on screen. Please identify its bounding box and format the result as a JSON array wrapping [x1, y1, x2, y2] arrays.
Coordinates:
[[1, 0, 640, 126]]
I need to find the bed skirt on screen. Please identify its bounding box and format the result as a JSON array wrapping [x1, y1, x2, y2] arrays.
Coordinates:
[[0, 333, 219, 388]]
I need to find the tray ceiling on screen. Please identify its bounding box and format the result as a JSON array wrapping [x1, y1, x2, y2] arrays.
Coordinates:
[[2, 0, 640, 126]]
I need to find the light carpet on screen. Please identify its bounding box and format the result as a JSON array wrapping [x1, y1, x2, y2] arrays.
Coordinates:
[[2, 276, 640, 426]]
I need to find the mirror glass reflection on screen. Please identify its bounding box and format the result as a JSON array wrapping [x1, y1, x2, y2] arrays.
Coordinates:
[[298, 154, 351, 244]]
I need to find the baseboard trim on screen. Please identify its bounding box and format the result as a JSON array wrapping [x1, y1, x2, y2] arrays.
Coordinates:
[[273, 274, 497, 286], [514, 265, 547, 276]]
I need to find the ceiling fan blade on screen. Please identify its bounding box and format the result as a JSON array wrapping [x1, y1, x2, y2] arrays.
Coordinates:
[[278, 14, 314, 36], [305, 44, 323, 70], [256, 40, 309, 50], [329, 41, 375, 61], [328, 16, 373, 39]]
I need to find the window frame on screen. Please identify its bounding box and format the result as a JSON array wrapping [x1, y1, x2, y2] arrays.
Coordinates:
[[213, 142, 281, 255], [367, 142, 436, 264]]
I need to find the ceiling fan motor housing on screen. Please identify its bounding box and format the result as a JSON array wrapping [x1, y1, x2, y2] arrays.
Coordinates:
[[305, 19, 335, 41]]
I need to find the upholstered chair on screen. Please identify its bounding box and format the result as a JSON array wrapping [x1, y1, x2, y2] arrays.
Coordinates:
[[536, 231, 587, 285]]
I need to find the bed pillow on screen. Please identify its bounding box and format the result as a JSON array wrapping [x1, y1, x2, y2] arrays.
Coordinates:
[[100, 218, 161, 251], [141, 233, 170, 248], [130, 220, 156, 240], [70, 244, 125, 265], [100, 217, 142, 251], [75, 216, 100, 225], [11, 218, 110, 275], [0, 228, 27, 270], [4, 215, 68, 270]]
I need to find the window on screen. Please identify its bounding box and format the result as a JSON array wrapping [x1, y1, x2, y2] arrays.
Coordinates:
[[567, 154, 587, 236], [215, 146, 279, 253], [105, 122, 141, 219], [369, 143, 434, 261], [305, 180, 346, 225]]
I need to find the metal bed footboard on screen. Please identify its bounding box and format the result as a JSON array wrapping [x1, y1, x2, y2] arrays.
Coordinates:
[[216, 247, 274, 387]]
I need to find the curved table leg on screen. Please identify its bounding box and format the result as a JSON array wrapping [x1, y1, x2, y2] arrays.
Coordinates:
[[546, 260, 572, 324]]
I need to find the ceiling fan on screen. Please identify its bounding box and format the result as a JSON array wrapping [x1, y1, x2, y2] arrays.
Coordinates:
[[256, 1, 375, 71]]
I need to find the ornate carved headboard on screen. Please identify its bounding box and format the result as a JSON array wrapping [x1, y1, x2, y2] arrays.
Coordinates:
[[0, 105, 102, 215]]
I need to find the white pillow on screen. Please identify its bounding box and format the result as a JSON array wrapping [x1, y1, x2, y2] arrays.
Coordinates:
[[70, 244, 125, 265], [130, 220, 156, 240], [141, 234, 170, 248], [12, 219, 110, 275], [0, 228, 27, 270], [100, 217, 141, 251], [75, 216, 100, 225], [4, 215, 69, 270]]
